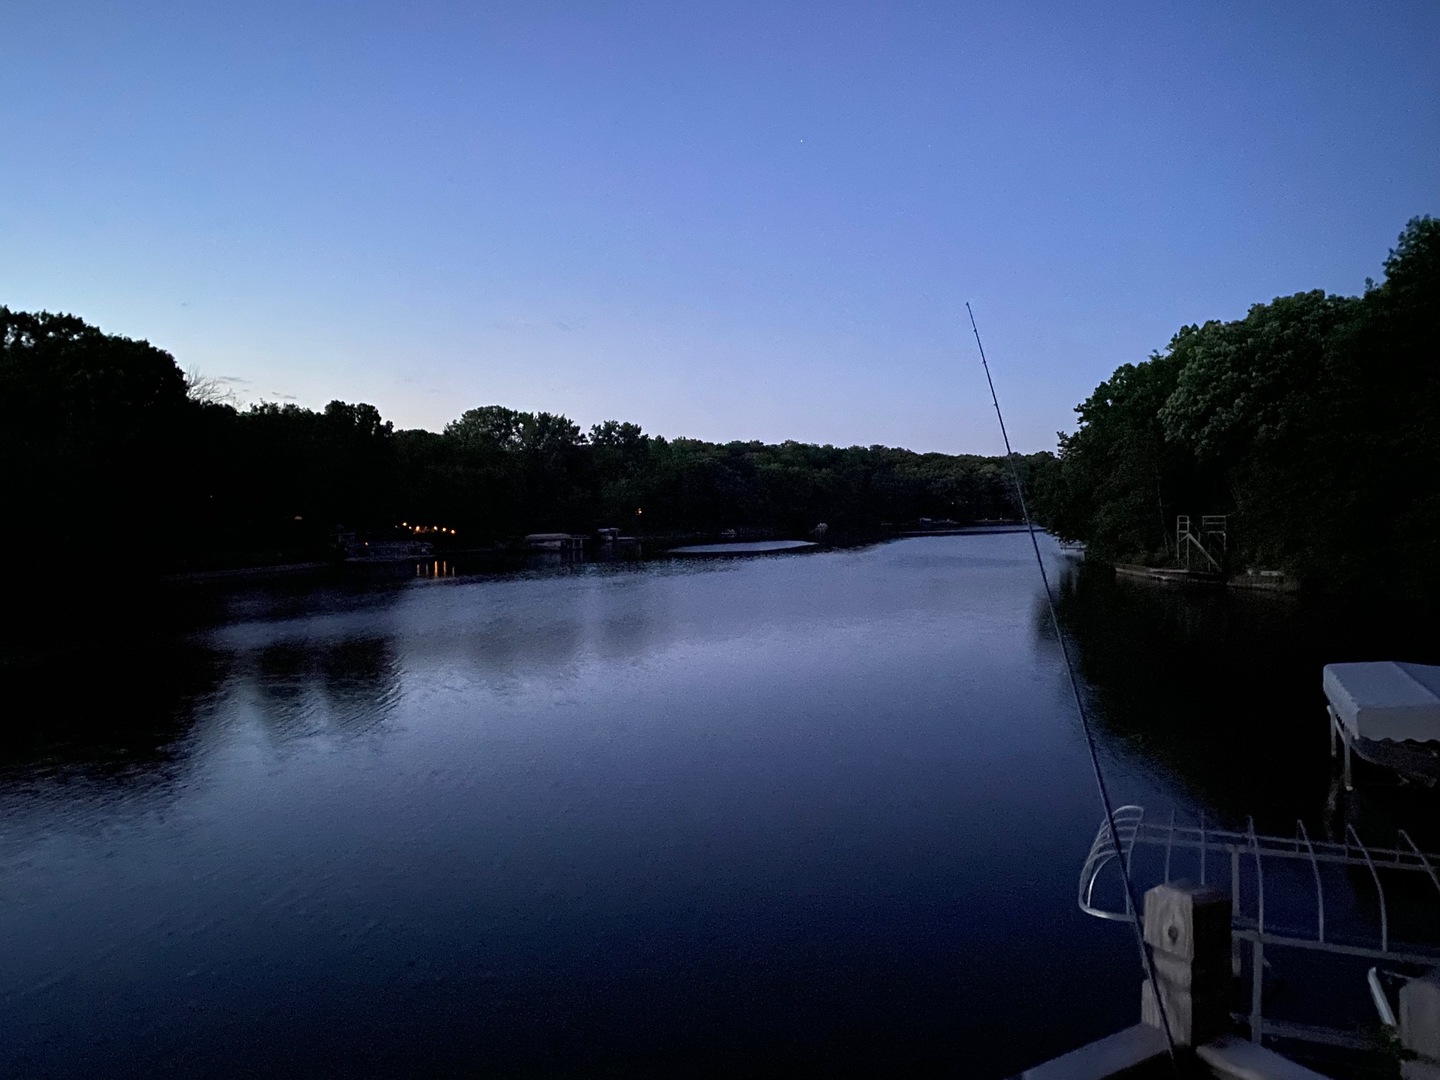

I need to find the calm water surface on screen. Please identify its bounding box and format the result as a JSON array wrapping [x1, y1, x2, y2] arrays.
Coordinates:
[[2, 534, 1436, 1077]]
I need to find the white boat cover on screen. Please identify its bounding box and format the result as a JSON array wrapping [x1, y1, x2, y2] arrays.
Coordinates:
[[1323, 661, 1440, 744]]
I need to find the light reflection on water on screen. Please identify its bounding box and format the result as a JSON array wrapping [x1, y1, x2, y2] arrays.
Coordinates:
[[2, 534, 1428, 1077]]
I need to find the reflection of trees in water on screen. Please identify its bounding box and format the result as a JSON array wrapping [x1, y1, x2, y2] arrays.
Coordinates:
[[0, 642, 230, 786], [457, 565, 673, 682], [583, 566, 674, 664], [246, 636, 401, 741], [1045, 565, 1440, 835], [321, 637, 401, 718], [465, 611, 584, 679], [0, 628, 404, 801]]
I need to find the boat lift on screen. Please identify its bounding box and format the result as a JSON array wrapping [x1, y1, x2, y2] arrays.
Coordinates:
[[1325, 661, 1440, 790], [1176, 515, 1226, 572], [1078, 806, 1440, 1049]]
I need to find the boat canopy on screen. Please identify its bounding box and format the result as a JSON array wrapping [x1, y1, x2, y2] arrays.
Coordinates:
[[1323, 661, 1440, 744]]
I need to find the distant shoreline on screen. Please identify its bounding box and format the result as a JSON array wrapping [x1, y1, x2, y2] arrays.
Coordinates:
[[155, 526, 1044, 586]]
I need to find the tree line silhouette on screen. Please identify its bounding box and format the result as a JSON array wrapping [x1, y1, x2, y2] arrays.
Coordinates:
[[5, 214, 1432, 594], [0, 310, 1035, 571], [1030, 215, 1440, 595]]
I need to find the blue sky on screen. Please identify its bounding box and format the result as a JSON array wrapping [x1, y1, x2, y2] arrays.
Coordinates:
[[3, 1, 1436, 453]]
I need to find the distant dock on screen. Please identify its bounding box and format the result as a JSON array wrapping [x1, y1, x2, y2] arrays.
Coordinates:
[[1114, 563, 1224, 586]]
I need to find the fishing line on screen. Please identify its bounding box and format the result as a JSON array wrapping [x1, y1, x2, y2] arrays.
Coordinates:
[[965, 303, 1180, 1069]]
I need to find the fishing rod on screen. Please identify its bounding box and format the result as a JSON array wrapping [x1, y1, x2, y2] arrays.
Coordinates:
[[965, 302, 1180, 1070]]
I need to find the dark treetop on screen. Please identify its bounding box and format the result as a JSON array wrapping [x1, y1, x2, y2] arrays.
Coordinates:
[[1028, 215, 1440, 597], [0, 309, 1040, 578]]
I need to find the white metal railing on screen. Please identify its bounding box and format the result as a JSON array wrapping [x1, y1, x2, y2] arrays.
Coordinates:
[[1078, 806, 1440, 1047]]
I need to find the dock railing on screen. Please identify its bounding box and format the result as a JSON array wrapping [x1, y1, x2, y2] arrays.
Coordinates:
[[1078, 806, 1440, 1049]]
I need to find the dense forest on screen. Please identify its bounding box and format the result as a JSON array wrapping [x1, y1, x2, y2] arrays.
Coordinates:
[[5, 215, 1433, 594], [1030, 215, 1440, 596], [0, 309, 1034, 572]]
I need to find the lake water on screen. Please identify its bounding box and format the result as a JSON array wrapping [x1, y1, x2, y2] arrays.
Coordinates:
[[2, 534, 1437, 1077]]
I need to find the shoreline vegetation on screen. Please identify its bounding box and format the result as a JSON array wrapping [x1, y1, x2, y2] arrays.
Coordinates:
[[0, 310, 1041, 583], [2, 215, 1434, 607], [1028, 215, 1439, 600]]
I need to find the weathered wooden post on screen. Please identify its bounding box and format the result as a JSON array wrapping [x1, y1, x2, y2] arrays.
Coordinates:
[[1401, 970, 1440, 1080], [1139, 881, 1231, 1047]]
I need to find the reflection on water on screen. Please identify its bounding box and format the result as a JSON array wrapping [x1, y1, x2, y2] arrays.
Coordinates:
[[1055, 565, 1440, 849], [242, 636, 402, 743], [0, 537, 1434, 1077]]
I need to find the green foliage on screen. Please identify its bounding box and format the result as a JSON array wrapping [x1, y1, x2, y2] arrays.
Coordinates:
[[1042, 350, 1190, 561], [9, 212, 1433, 588], [0, 306, 1040, 565], [0, 307, 193, 563], [1040, 215, 1440, 594], [1160, 292, 1357, 460]]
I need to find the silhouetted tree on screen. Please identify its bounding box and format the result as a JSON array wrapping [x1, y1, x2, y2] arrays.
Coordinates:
[[1036, 215, 1440, 594]]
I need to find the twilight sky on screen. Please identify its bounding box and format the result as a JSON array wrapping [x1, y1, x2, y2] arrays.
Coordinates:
[[3, 2, 1436, 454]]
